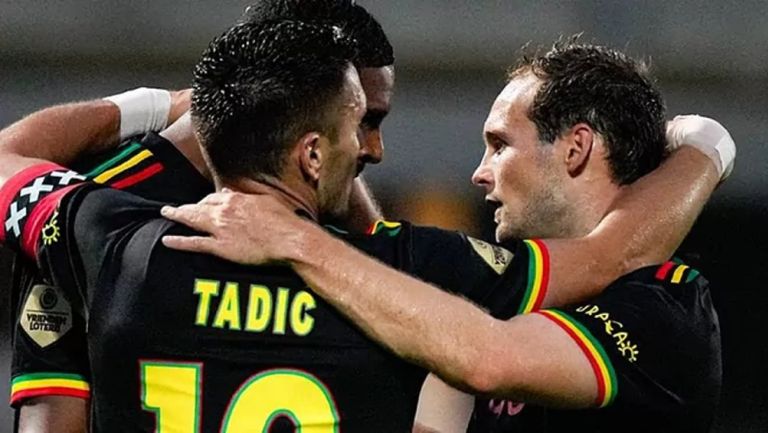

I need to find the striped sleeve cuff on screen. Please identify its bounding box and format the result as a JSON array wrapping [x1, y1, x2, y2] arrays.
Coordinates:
[[10, 373, 90, 406], [536, 309, 618, 407], [516, 239, 550, 314]]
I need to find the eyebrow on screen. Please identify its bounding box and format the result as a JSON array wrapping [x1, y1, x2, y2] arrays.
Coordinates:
[[484, 131, 506, 145]]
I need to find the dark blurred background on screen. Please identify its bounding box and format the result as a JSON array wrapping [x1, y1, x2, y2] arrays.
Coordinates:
[[0, 1, 766, 431]]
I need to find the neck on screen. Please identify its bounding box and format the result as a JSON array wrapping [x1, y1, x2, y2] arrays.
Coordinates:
[[220, 175, 319, 222], [564, 175, 621, 237]]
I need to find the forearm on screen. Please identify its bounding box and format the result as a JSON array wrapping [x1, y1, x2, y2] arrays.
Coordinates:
[[291, 221, 501, 391], [18, 397, 88, 433], [541, 146, 719, 307], [0, 87, 190, 183], [0, 100, 119, 165]]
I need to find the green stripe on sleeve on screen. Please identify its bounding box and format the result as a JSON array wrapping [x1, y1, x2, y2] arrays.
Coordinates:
[[84, 142, 142, 178]]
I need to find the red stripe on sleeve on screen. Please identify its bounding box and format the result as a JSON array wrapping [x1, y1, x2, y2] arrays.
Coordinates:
[[111, 163, 163, 190], [0, 163, 64, 243], [21, 184, 83, 259], [10, 387, 90, 405], [532, 239, 550, 311], [537, 311, 607, 406], [655, 261, 675, 280]]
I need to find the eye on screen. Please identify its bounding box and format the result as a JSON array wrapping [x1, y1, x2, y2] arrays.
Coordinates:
[[491, 138, 507, 156]]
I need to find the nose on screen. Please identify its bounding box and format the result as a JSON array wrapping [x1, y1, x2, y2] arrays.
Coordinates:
[[471, 155, 494, 193], [359, 128, 384, 165]]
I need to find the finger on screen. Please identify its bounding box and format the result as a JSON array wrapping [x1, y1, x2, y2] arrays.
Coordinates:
[[161, 204, 217, 233], [161, 235, 218, 254]]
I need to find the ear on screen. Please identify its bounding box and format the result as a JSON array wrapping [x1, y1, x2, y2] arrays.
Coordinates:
[[563, 123, 595, 177], [297, 132, 326, 182]]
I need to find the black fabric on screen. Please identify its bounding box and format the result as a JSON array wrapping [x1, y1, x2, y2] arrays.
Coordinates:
[[468, 266, 721, 433], [10, 134, 213, 408], [21, 183, 533, 432]]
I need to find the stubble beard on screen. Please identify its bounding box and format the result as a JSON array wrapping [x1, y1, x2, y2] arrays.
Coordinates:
[[498, 176, 576, 242]]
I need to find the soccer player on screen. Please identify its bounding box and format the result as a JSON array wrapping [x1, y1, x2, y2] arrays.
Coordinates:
[[160, 42, 732, 432], [5, 89, 213, 433], [8, 2, 395, 432]]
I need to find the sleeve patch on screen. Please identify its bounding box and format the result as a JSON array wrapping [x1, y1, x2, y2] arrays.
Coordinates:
[[20, 284, 73, 348], [537, 309, 618, 408], [467, 236, 513, 275], [10, 372, 90, 405]]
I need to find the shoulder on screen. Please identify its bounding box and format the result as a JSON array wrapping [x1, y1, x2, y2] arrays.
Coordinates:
[[602, 260, 712, 315], [558, 260, 718, 366]]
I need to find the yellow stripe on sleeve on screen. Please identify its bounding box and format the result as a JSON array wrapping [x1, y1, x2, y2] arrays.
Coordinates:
[[671, 265, 689, 284], [93, 149, 153, 183]]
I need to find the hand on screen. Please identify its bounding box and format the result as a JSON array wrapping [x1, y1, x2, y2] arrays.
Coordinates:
[[160, 190, 309, 265], [666, 115, 736, 181], [168, 89, 191, 125]]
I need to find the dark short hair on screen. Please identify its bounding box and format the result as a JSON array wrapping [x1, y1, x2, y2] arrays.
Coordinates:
[[191, 20, 356, 181], [510, 37, 666, 184], [241, 0, 394, 68]]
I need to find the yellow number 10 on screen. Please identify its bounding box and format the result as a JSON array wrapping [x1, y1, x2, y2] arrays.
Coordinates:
[[141, 361, 340, 433]]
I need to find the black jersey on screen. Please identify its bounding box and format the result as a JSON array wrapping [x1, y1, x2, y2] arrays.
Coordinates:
[[467, 262, 722, 433], [9, 133, 213, 406], [0, 165, 549, 432]]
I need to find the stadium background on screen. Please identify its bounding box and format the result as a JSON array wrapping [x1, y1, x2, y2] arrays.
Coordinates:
[[0, 1, 765, 431]]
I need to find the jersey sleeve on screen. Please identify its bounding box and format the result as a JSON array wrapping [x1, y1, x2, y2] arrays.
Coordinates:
[[6, 135, 210, 407], [1, 164, 166, 405], [407, 224, 551, 320], [10, 280, 90, 406], [74, 133, 213, 204], [533, 263, 720, 410]]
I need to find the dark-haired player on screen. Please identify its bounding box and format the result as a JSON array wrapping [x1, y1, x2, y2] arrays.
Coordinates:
[[8, 1, 396, 432], [159, 41, 732, 433], [5, 89, 213, 433]]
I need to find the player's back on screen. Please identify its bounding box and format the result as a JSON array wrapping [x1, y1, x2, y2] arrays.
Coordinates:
[[5, 166, 530, 432], [87, 218, 427, 432]]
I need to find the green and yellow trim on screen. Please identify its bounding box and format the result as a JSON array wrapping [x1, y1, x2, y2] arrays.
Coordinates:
[[517, 239, 550, 314], [93, 149, 153, 183], [655, 261, 700, 284], [10, 373, 90, 405], [366, 220, 402, 237], [537, 309, 618, 407]]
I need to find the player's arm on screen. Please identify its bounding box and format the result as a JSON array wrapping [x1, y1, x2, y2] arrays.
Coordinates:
[[0, 88, 189, 182], [4, 92, 196, 433], [160, 118, 731, 405], [17, 396, 87, 433]]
